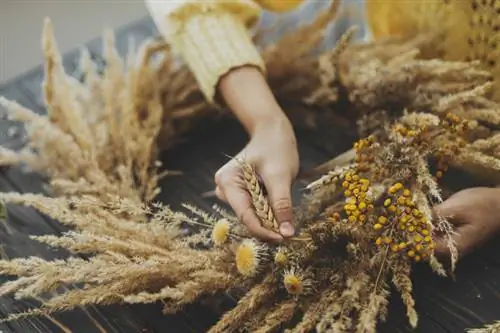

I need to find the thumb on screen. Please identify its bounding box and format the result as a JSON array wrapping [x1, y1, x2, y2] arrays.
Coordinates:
[[431, 201, 466, 259], [263, 175, 295, 238]]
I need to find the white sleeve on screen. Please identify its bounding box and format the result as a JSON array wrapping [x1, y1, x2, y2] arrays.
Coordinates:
[[143, 0, 266, 103]]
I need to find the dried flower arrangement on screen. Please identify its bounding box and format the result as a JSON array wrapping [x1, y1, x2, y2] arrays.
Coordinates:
[[0, 3, 500, 333]]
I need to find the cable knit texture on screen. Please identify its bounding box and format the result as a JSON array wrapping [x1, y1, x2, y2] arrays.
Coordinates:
[[145, 0, 305, 102], [174, 11, 266, 102]]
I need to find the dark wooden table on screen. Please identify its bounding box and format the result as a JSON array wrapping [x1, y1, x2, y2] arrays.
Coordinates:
[[0, 16, 499, 333]]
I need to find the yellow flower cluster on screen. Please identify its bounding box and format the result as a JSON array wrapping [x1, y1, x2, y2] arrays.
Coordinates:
[[435, 112, 470, 180], [375, 183, 434, 262], [354, 135, 376, 172], [330, 129, 442, 262], [341, 170, 374, 224]]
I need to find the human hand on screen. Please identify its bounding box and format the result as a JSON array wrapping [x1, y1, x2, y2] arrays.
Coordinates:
[[214, 115, 299, 243], [432, 187, 500, 259]]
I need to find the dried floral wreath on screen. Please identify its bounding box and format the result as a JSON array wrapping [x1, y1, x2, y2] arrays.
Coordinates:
[[0, 3, 500, 333]]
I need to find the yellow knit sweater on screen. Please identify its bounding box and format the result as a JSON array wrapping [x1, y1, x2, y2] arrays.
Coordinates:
[[145, 0, 500, 102]]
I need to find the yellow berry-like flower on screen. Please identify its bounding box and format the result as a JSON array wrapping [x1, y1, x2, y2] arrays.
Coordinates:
[[397, 196, 406, 205], [384, 198, 392, 207], [388, 205, 397, 213], [212, 219, 230, 246], [359, 215, 367, 223], [398, 242, 407, 250], [414, 235, 423, 243], [344, 190, 352, 197], [376, 237, 383, 246], [235, 239, 262, 276], [414, 255, 421, 262], [408, 250, 416, 258], [373, 223, 383, 230], [394, 183, 403, 190], [378, 216, 387, 225], [421, 229, 429, 236], [348, 216, 357, 223], [403, 189, 411, 197], [342, 181, 349, 188], [358, 202, 367, 211], [344, 204, 355, 211], [347, 197, 356, 204], [391, 244, 399, 252], [424, 236, 432, 243], [383, 237, 392, 245]]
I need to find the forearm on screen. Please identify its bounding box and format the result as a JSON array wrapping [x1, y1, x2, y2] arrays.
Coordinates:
[[219, 66, 288, 136], [145, 0, 292, 135]]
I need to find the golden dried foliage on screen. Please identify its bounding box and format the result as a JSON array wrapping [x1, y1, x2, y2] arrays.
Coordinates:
[[0, 2, 499, 333], [469, 321, 500, 333]]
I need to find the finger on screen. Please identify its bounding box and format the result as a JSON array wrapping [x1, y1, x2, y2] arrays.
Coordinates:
[[432, 198, 465, 227], [215, 186, 227, 202], [262, 173, 295, 238], [221, 183, 283, 242], [433, 223, 478, 260]]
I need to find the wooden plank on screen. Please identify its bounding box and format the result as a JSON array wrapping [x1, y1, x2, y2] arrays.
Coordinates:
[[0, 85, 39, 151]]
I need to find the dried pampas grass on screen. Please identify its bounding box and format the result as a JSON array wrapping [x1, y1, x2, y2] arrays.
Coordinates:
[[0, 3, 500, 333]]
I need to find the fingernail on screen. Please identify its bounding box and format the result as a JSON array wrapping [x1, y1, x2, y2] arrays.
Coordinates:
[[279, 222, 295, 237]]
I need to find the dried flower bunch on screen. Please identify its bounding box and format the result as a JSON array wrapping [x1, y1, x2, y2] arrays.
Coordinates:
[[0, 3, 500, 333]]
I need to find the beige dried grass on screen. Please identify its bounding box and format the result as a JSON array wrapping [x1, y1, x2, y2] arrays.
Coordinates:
[[0, 4, 499, 333]]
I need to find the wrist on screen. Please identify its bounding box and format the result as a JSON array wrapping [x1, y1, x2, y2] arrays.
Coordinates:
[[250, 112, 293, 138], [219, 66, 290, 136]]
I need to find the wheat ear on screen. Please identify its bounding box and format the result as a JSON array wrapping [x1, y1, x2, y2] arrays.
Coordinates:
[[239, 160, 278, 231]]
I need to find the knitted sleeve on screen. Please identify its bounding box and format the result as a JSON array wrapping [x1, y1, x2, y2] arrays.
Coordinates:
[[143, 1, 266, 103]]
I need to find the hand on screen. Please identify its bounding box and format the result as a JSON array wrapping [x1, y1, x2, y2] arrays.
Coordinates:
[[432, 187, 500, 259], [214, 116, 299, 242], [213, 66, 299, 242]]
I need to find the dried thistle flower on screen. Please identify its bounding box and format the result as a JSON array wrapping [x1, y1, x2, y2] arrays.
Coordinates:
[[235, 239, 266, 277], [211, 218, 231, 246]]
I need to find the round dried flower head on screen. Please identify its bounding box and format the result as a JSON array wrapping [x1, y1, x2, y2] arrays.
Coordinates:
[[211, 218, 230, 246], [235, 239, 263, 276], [283, 268, 307, 296], [274, 247, 288, 267]]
